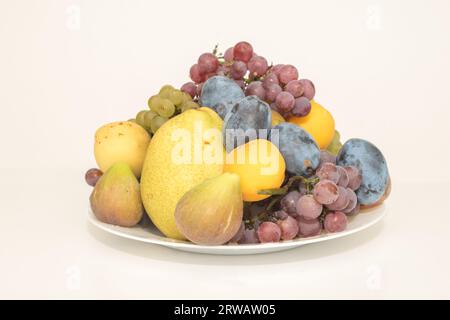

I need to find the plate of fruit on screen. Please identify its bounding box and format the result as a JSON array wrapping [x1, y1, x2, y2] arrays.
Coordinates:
[[86, 41, 391, 255]]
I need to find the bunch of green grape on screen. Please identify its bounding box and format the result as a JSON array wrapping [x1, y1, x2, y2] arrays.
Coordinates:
[[131, 85, 200, 135]]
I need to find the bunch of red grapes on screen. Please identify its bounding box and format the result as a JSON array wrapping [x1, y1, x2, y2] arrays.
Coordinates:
[[234, 152, 363, 244], [180, 41, 316, 119]]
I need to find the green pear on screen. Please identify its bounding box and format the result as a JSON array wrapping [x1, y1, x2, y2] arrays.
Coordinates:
[[90, 162, 143, 227]]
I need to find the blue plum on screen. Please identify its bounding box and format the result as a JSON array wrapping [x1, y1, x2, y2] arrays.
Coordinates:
[[336, 138, 389, 206], [223, 96, 271, 152], [210, 102, 234, 120], [199, 76, 245, 119], [271, 123, 320, 176]]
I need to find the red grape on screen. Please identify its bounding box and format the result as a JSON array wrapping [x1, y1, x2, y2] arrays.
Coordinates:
[[274, 210, 289, 220], [326, 186, 350, 211], [319, 150, 336, 166], [257, 222, 281, 243], [278, 64, 299, 85], [265, 83, 282, 103], [189, 64, 204, 83], [291, 97, 311, 117], [316, 163, 340, 183], [280, 190, 301, 215], [324, 211, 347, 233], [277, 216, 299, 240], [344, 166, 362, 190], [248, 56, 269, 77], [238, 228, 260, 244], [181, 82, 197, 98], [245, 81, 266, 100], [230, 60, 247, 79], [198, 53, 219, 73], [345, 202, 360, 216], [285, 80, 304, 98], [224, 47, 234, 62], [297, 217, 322, 237], [85, 168, 103, 187], [296, 194, 323, 220], [262, 73, 279, 88], [343, 188, 358, 213], [313, 179, 339, 205], [270, 64, 284, 78], [275, 91, 295, 112], [233, 41, 253, 63], [216, 65, 230, 76], [299, 79, 315, 100], [336, 166, 349, 188]]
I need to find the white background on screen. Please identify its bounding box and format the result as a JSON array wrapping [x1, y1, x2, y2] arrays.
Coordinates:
[[0, 0, 449, 299]]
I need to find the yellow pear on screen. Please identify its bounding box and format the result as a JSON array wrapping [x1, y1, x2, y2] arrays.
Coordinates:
[[140, 108, 225, 240]]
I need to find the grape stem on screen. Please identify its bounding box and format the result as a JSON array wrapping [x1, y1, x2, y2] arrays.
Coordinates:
[[266, 195, 283, 211], [244, 209, 277, 230], [212, 44, 219, 56], [257, 175, 319, 196], [245, 176, 320, 229], [319, 207, 329, 224]]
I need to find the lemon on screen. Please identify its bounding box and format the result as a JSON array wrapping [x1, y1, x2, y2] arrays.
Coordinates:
[[140, 108, 225, 240]]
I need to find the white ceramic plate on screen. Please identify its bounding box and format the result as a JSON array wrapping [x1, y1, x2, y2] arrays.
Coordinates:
[[88, 205, 386, 255]]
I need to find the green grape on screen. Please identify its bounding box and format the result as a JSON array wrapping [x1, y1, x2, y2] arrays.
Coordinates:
[[326, 130, 342, 155], [153, 98, 175, 117], [182, 91, 193, 102], [159, 85, 175, 99], [181, 101, 199, 113], [149, 95, 176, 117], [136, 110, 148, 127], [174, 92, 193, 111], [168, 89, 184, 107], [143, 110, 158, 128], [148, 95, 163, 111], [150, 116, 168, 133]]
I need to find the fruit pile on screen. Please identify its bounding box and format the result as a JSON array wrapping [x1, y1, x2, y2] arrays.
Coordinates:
[[86, 41, 390, 246]]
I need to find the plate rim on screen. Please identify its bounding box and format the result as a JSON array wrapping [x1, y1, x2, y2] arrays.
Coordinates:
[[87, 205, 386, 251]]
